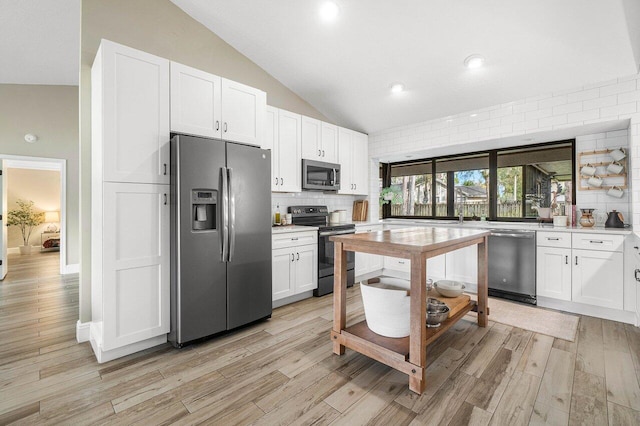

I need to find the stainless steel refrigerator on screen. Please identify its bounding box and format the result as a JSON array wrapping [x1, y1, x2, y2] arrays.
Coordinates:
[[169, 134, 272, 347]]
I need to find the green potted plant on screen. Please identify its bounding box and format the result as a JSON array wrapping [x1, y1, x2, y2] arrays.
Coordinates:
[[7, 200, 44, 255]]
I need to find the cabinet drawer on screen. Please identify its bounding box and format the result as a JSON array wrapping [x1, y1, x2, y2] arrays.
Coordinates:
[[272, 231, 317, 249], [537, 231, 571, 248], [572, 233, 624, 252], [355, 224, 383, 234], [384, 256, 410, 272]]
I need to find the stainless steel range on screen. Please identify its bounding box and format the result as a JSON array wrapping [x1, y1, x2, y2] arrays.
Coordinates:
[[288, 206, 355, 296]]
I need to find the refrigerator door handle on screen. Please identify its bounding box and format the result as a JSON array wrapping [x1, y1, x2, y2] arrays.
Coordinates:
[[221, 166, 229, 262], [228, 167, 236, 262]]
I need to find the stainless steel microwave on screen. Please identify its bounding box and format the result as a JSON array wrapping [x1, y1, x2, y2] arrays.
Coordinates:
[[302, 159, 341, 191]]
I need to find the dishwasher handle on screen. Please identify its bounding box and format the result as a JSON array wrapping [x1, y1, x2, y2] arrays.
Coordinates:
[[491, 232, 535, 239]]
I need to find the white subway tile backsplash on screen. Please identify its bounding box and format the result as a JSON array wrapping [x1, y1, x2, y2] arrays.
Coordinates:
[[490, 106, 513, 119], [525, 108, 553, 121], [539, 114, 567, 128], [553, 102, 583, 116], [500, 113, 525, 125], [600, 80, 637, 97], [513, 102, 539, 114], [539, 95, 567, 109], [567, 88, 600, 103], [583, 95, 617, 111], [618, 90, 640, 104], [567, 109, 599, 123], [600, 102, 637, 118]]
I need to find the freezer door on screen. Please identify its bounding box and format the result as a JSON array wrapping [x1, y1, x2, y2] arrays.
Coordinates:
[[171, 135, 227, 345], [226, 142, 272, 329]]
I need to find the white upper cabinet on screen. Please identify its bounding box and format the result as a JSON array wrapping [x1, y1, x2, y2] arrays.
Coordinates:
[[220, 78, 266, 146], [338, 127, 368, 195], [268, 106, 301, 193], [93, 40, 170, 184], [170, 62, 221, 138], [169, 61, 266, 146], [301, 117, 338, 163], [275, 109, 302, 192]]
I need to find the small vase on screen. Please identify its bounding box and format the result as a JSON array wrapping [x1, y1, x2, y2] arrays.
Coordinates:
[[19, 245, 32, 255]]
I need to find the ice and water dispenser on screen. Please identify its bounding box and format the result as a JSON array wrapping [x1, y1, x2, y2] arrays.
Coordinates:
[[192, 190, 216, 231]]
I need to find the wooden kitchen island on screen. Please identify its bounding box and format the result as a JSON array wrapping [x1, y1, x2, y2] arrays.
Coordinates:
[[330, 227, 490, 394]]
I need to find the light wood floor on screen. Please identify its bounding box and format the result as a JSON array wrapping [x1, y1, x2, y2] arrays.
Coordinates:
[[2, 253, 640, 425]]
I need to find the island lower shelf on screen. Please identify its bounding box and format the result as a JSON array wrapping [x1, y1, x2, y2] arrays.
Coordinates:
[[330, 300, 477, 377]]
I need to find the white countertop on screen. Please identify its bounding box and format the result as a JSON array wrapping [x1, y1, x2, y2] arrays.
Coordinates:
[[271, 225, 318, 234], [381, 219, 632, 235]]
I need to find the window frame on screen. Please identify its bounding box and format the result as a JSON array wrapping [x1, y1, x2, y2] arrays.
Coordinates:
[[381, 139, 576, 222]]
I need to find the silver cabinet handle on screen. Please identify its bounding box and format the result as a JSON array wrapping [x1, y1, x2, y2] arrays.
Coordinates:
[[322, 150, 325, 157], [297, 252, 300, 261], [163, 163, 167, 175], [164, 193, 167, 205], [280, 178, 283, 185], [275, 177, 279, 185], [318, 149, 321, 156], [291, 237, 298, 241], [635, 269, 640, 282], [291, 253, 295, 262], [216, 121, 220, 131], [223, 122, 228, 133], [575, 256, 578, 266], [565, 255, 568, 264], [547, 237, 559, 241], [398, 261, 405, 264], [589, 240, 604, 244]]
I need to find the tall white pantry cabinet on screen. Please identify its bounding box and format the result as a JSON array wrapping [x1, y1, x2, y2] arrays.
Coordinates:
[[90, 40, 171, 362]]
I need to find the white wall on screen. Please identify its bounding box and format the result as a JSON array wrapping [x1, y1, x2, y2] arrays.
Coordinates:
[[6, 168, 61, 248], [369, 74, 640, 231]]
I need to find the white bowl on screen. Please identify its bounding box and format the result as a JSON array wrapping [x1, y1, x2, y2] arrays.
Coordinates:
[[434, 280, 465, 297]]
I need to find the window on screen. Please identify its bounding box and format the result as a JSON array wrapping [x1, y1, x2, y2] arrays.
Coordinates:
[[384, 140, 574, 221]]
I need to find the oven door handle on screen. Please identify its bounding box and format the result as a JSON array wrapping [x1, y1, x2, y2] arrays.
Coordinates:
[[319, 230, 356, 237]]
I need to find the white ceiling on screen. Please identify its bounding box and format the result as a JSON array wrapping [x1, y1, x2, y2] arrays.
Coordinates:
[[0, 0, 80, 86], [0, 1, 637, 135], [171, 0, 640, 134]]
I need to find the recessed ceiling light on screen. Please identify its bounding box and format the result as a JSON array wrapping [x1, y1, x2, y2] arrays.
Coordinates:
[[319, 1, 340, 21], [470, 113, 478, 117], [390, 83, 405, 93], [464, 54, 485, 69]]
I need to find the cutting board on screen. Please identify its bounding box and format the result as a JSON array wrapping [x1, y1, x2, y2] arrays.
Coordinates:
[[352, 200, 369, 221], [426, 290, 471, 318]]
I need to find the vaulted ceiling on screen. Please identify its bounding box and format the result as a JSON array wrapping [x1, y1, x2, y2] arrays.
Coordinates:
[[1, 0, 638, 135]]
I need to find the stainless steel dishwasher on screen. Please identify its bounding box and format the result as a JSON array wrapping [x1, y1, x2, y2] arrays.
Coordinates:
[[488, 229, 536, 305]]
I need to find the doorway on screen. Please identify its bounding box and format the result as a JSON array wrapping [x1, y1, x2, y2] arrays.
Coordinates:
[[0, 155, 67, 279]]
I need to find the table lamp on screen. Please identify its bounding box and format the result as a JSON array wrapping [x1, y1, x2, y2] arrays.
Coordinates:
[[44, 211, 60, 232]]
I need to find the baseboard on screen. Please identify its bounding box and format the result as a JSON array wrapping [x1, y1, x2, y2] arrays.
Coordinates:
[[272, 290, 314, 309], [63, 263, 79, 275], [538, 296, 637, 325], [76, 320, 90, 342], [89, 325, 167, 363]]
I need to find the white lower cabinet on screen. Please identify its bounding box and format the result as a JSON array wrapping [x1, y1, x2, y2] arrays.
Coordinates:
[[272, 231, 317, 301], [355, 225, 384, 278], [537, 231, 624, 311], [572, 249, 623, 310], [91, 183, 170, 361], [382, 252, 457, 284], [536, 246, 572, 301]]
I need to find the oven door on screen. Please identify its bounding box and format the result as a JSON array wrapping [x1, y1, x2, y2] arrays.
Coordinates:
[[318, 229, 355, 278]]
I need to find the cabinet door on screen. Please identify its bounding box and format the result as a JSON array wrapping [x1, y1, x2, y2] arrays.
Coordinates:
[[427, 254, 446, 282], [102, 183, 169, 351], [572, 249, 624, 310], [352, 131, 369, 195], [536, 247, 571, 301], [99, 41, 170, 184], [294, 245, 318, 293], [338, 127, 354, 194], [321, 122, 339, 163], [445, 245, 477, 285], [170, 62, 221, 138], [221, 78, 266, 146], [355, 251, 371, 277], [384, 256, 410, 273], [301, 116, 321, 160], [265, 106, 279, 191], [276, 109, 302, 192], [272, 248, 295, 301]]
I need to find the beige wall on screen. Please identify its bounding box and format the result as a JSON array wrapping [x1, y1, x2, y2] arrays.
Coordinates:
[[0, 85, 79, 265], [6, 169, 61, 248], [79, 0, 329, 322]]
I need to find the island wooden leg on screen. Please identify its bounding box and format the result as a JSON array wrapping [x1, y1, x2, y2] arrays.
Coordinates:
[[332, 241, 347, 355], [477, 237, 489, 327], [408, 253, 427, 393]]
